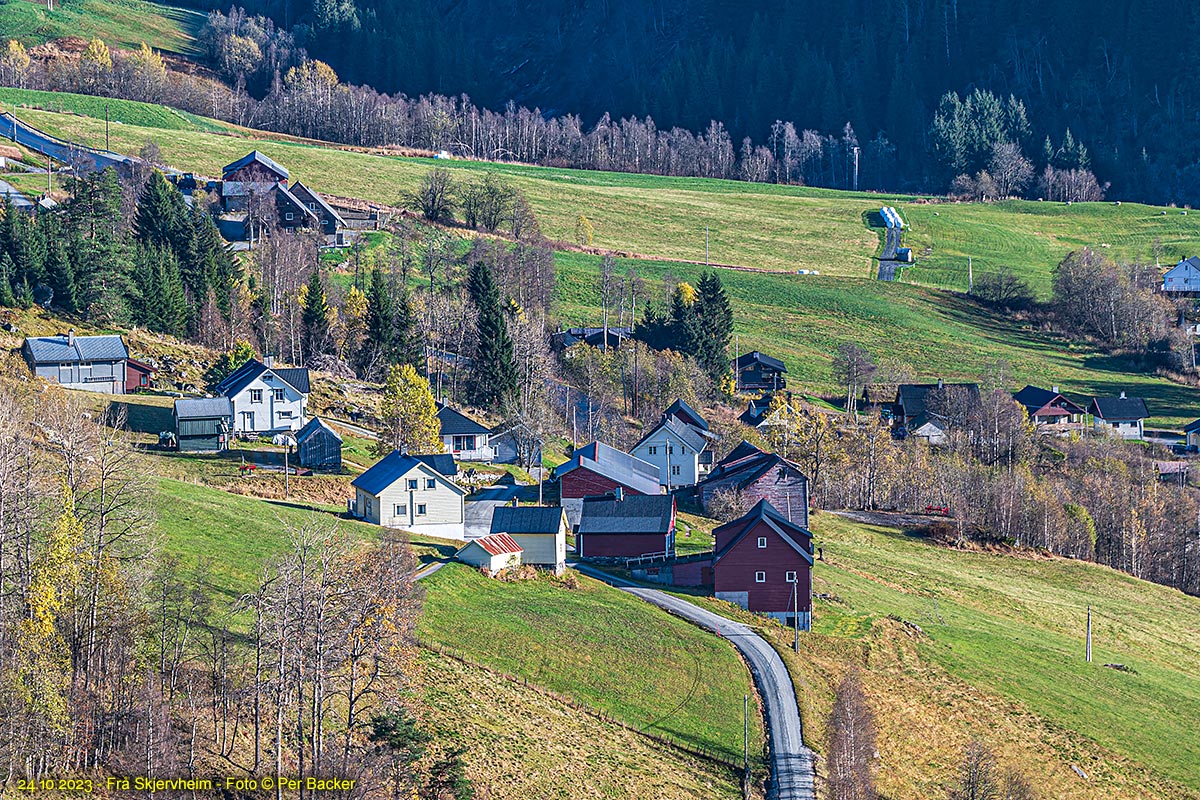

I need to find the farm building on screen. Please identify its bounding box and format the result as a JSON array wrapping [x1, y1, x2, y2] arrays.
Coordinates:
[[1012, 385, 1086, 429], [488, 421, 542, 468], [490, 504, 568, 573], [221, 150, 289, 212], [731, 351, 787, 392], [295, 417, 343, 470], [22, 331, 129, 394], [1088, 393, 1149, 440], [350, 450, 466, 539], [576, 491, 676, 559], [554, 441, 663, 529], [437, 402, 494, 461], [173, 397, 233, 453], [456, 534, 523, 575], [713, 500, 813, 629], [125, 358, 156, 393], [894, 379, 981, 444], [695, 442, 809, 526], [289, 181, 347, 236]]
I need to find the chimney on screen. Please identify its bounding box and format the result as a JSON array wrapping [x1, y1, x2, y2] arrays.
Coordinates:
[[67, 329, 75, 346], [510, 498, 518, 508], [1052, 385, 1059, 394], [937, 377, 944, 389], [1120, 390, 1127, 399], [263, 354, 274, 368], [613, 487, 625, 502]]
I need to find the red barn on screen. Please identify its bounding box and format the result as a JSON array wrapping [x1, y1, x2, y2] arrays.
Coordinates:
[[696, 441, 809, 526], [554, 441, 662, 529], [576, 491, 676, 559], [712, 500, 813, 629]]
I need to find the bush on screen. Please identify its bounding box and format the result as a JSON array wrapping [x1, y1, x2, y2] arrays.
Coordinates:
[[971, 268, 1035, 310]]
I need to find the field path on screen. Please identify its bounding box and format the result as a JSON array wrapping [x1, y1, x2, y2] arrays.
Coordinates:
[[572, 562, 815, 800]]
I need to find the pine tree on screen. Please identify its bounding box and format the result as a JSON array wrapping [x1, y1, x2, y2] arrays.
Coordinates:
[[695, 271, 733, 378], [0, 253, 16, 307], [133, 245, 187, 336], [394, 284, 421, 368], [363, 265, 395, 373], [669, 282, 702, 357], [466, 261, 518, 410], [301, 267, 331, 364]]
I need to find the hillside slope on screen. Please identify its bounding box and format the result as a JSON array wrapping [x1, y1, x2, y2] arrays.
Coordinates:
[[0, 0, 203, 55]]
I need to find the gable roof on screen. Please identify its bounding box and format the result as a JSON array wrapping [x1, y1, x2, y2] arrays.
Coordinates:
[[1184, 418, 1200, 434], [632, 415, 709, 455], [554, 441, 662, 496], [289, 181, 347, 227], [731, 351, 787, 372], [295, 416, 342, 444], [664, 398, 709, 431], [413, 453, 457, 476], [1088, 395, 1149, 421], [213, 359, 311, 397], [577, 494, 675, 535], [174, 397, 233, 420], [437, 403, 491, 437], [24, 334, 128, 364], [222, 150, 289, 180], [460, 533, 523, 557], [700, 445, 807, 493], [738, 396, 774, 426], [717, 440, 767, 470], [712, 499, 813, 565], [351, 450, 465, 496], [127, 358, 156, 374], [274, 182, 320, 221], [895, 382, 981, 421], [490, 505, 565, 535], [1012, 385, 1086, 417], [1163, 256, 1200, 287]]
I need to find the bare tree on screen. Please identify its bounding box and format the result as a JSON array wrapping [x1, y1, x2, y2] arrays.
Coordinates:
[[827, 669, 877, 800], [411, 167, 457, 222], [832, 343, 876, 415]]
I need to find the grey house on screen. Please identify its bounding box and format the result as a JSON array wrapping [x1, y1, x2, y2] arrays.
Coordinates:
[[173, 397, 233, 452], [22, 331, 129, 394], [295, 417, 343, 470]]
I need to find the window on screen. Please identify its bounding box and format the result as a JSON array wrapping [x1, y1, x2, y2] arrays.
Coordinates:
[[308, 202, 316, 211], [668, 445, 674, 455], [250, 389, 263, 403], [364, 498, 372, 516], [278, 410, 293, 419], [407, 479, 418, 490], [757, 536, 767, 549], [680, 446, 686, 455], [273, 388, 285, 402], [671, 465, 681, 476], [786, 571, 797, 583], [755, 571, 766, 583], [416, 504, 427, 516], [426, 478, 437, 490], [648, 446, 657, 455], [452, 435, 475, 451], [394, 504, 406, 516], [285, 212, 294, 221]]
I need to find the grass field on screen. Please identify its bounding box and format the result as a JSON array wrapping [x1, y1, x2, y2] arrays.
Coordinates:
[[0, 87, 235, 133], [0, 0, 204, 56], [418, 562, 765, 765]]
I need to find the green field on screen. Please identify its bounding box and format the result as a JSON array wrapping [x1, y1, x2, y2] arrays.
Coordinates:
[[418, 562, 765, 765], [0, 87, 235, 133], [0, 0, 204, 56], [797, 512, 1200, 798]]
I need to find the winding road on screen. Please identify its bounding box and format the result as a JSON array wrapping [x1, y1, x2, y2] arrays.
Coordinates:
[[1, 111, 139, 173], [571, 562, 815, 800]]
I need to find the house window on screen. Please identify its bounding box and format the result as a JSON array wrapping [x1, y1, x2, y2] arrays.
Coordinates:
[[671, 465, 681, 476], [452, 435, 475, 451], [407, 479, 418, 490], [668, 445, 674, 455], [285, 212, 294, 221], [426, 478, 437, 490], [364, 498, 372, 516], [278, 410, 293, 419], [680, 446, 686, 455], [250, 389, 263, 403], [394, 504, 406, 516], [786, 571, 797, 583], [648, 446, 657, 455], [416, 504, 427, 516], [308, 203, 316, 210], [273, 388, 284, 402], [755, 571, 766, 583], [757, 536, 767, 548]]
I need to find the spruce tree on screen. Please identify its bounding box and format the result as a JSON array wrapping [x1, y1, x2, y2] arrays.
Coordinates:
[[134, 171, 186, 251], [301, 267, 331, 364], [466, 261, 518, 410], [668, 283, 702, 357], [0, 253, 16, 307], [695, 271, 734, 378], [363, 265, 395, 372], [394, 284, 421, 367], [42, 220, 76, 313]]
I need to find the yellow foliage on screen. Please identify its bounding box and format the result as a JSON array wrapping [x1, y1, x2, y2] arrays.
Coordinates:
[[2, 39, 30, 73], [131, 42, 166, 77], [676, 281, 698, 305], [376, 364, 443, 456], [81, 38, 112, 70]]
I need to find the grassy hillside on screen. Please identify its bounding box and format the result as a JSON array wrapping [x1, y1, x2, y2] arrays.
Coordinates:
[[766, 512, 1200, 799], [0, 0, 204, 56], [418, 563, 765, 766], [0, 87, 235, 133]]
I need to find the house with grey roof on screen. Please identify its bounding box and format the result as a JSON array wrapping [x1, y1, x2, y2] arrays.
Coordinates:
[[350, 450, 466, 539], [1087, 393, 1149, 440], [173, 397, 233, 452], [629, 406, 717, 489], [554, 441, 663, 529], [576, 491, 677, 559], [1162, 256, 1200, 295], [437, 402, 494, 461], [289, 181, 347, 236], [22, 331, 129, 394], [213, 357, 309, 436], [490, 504, 568, 573], [695, 442, 810, 527], [732, 351, 787, 391]]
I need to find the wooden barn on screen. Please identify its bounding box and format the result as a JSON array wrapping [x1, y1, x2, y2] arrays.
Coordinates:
[[554, 441, 662, 529], [456, 533, 523, 575], [576, 491, 676, 559], [713, 500, 813, 629], [490, 504, 568, 573], [295, 417, 343, 470], [173, 397, 233, 453], [695, 442, 809, 526]]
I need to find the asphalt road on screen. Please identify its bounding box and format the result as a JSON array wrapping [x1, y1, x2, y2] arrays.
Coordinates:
[[571, 562, 815, 800], [0, 179, 33, 211], [1, 111, 137, 173]]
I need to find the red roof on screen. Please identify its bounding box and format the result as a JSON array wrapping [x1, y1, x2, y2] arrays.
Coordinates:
[[473, 533, 523, 556]]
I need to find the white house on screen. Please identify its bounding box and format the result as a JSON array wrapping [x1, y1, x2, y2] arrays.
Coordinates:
[[437, 402, 495, 461], [629, 414, 713, 489], [456, 534, 523, 575], [1162, 256, 1200, 295], [214, 358, 309, 436], [350, 451, 466, 539], [1087, 393, 1149, 440]]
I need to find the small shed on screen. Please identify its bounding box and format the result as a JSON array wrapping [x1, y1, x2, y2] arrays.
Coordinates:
[[126, 358, 156, 393], [456, 533, 523, 575], [295, 417, 343, 470], [174, 397, 233, 453]]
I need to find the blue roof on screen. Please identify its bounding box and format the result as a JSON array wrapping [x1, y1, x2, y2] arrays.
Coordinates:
[[352, 450, 464, 496], [24, 334, 128, 364], [213, 359, 310, 396]]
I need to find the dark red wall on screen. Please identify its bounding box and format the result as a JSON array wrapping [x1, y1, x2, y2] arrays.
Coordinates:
[[561, 468, 647, 499], [714, 519, 811, 613], [580, 533, 671, 558]]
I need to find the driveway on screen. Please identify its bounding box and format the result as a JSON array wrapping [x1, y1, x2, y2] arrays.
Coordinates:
[[464, 480, 540, 539], [571, 562, 815, 800]]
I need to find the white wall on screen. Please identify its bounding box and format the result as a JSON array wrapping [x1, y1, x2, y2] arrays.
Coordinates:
[[630, 426, 700, 487], [230, 372, 307, 434], [356, 465, 465, 540]]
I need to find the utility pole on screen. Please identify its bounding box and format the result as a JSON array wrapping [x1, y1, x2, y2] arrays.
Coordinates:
[[742, 694, 749, 779], [793, 576, 800, 653], [283, 444, 290, 498], [968, 256, 974, 292], [705, 226, 710, 267], [1086, 606, 1092, 663], [852, 146, 860, 192], [47, 155, 51, 194], [105, 103, 110, 151], [734, 334, 740, 393]]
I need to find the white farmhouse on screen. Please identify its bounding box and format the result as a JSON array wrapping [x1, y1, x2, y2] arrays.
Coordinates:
[[629, 400, 717, 489], [214, 358, 309, 436], [1162, 256, 1200, 295], [350, 451, 466, 539]]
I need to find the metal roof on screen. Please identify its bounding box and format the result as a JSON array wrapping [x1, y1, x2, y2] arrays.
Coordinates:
[[632, 415, 709, 455], [712, 499, 813, 565], [174, 397, 233, 420], [437, 403, 491, 437], [289, 181, 347, 227], [352, 450, 465, 496], [1012, 385, 1085, 417], [222, 150, 289, 180], [578, 494, 675, 535], [295, 416, 342, 444], [461, 533, 523, 557], [1088, 395, 1149, 421], [490, 505, 565, 535], [732, 351, 787, 372], [554, 441, 662, 496], [24, 334, 128, 364], [213, 359, 311, 397], [664, 398, 709, 431]]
